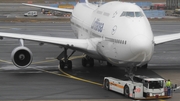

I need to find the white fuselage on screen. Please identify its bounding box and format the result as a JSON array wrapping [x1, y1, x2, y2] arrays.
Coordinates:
[[70, 1, 154, 67]]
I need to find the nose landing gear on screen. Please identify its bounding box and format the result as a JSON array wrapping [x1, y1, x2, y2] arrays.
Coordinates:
[[125, 65, 137, 82], [125, 64, 148, 81]]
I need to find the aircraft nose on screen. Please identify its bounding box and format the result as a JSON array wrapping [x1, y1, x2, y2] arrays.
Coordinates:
[[130, 35, 152, 55]]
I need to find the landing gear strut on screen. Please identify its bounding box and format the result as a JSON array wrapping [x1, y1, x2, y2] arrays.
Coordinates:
[[82, 55, 94, 67], [107, 62, 113, 67], [141, 64, 148, 69], [125, 64, 148, 81], [125, 66, 136, 82], [57, 48, 75, 70]]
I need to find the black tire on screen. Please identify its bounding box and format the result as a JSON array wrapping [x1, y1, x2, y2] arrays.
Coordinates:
[[60, 60, 65, 69], [124, 85, 129, 97], [67, 60, 72, 70], [104, 79, 109, 90], [82, 58, 87, 67], [89, 58, 94, 67]]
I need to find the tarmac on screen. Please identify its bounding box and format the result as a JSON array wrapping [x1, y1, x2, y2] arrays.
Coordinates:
[[0, 22, 180, 101], [0, 2, 180, 101]]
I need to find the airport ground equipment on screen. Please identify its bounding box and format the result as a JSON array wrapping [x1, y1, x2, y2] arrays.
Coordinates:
[[103, 75, 172, 99], [24, 11, 37, 17]]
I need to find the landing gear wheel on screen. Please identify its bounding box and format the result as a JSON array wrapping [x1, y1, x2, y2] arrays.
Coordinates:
[[67, 60, 72, 70], [82, 58, 87, 67], [60, 60, 65, 69], [124, 85, 129, 97], [104, 79, 109, 90], [57, 48, 76, 70], [89, 58, 94, 67]]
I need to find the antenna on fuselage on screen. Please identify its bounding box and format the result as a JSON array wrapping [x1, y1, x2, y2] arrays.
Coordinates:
[[85, 0, 89, 5], [98, 0, 103, 7]]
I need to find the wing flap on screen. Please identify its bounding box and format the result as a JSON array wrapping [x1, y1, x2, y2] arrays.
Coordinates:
[[0, 32, 88, 50], [154, 33, 180, 45], [22, 3, 73, 13]]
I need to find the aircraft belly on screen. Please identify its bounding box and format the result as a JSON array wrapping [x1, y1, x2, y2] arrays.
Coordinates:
[[97, 41, 150, 67], [105, 57, 149, 67]]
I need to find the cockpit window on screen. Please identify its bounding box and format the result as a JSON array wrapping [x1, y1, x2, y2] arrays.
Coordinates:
[[126, 12, 134, 17], [120, 11, 144, 17], [135, 12, 143, 17], [121, 12, 126, 17]]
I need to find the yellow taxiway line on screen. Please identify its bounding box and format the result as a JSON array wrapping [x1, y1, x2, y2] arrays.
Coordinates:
[[0, 56, 167, 101], [0, 55, 103, 87], [0, 59, 13, 64], [31, 59, 57, 65], [58, 65, 102, 86]]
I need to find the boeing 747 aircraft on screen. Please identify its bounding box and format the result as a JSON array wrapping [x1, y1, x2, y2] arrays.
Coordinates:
[[0, 0, 180, 75]]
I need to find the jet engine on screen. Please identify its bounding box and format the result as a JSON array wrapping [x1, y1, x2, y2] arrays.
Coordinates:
[[11, 46, 33, 68]]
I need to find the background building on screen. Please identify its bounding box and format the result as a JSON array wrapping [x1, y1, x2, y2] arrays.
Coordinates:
[[166, 0, 180, 9]]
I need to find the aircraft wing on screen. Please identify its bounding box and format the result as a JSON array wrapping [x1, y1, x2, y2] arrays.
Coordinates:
[[154, 33, 180, 45], [0, 32, 88, 51], [22, 3, 73, 13]]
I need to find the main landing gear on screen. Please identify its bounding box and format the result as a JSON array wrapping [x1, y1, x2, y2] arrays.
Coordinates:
[[82, 55, 94, 67], [57, 48, 75, 70]]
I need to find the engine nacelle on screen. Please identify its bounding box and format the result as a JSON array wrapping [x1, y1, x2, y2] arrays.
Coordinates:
[[11, 46, 33, 68]]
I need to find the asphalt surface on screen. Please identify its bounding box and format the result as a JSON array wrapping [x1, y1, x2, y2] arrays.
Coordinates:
[[0, 2, 180, 101], [1, 21, 180, 101]]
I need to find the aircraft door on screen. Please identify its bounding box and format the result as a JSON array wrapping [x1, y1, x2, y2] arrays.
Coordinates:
[[111, 25, 118, 60], [113, 39, 118, 59]]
